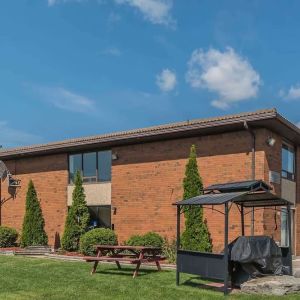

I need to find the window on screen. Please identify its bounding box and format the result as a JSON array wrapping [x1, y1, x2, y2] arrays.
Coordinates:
[[98, 151, 112, 182], [69, 154, 82, 183], [83, 152, 97, 182], [69, 150, 112, 183], [282, 144, 295, 181], [88, 206, 111, 229]]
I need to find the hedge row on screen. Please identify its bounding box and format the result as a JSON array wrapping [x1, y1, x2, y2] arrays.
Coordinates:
[[125, 232, 164, 248], [0, 225, 176, 263], [79, 229, 165, 256], [79, 228, 118, 256]]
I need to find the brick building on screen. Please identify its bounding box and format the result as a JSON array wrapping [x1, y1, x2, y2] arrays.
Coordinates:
[[0, 108, 300, 254]]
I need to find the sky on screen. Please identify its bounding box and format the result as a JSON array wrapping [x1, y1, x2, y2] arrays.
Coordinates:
[[1, 0, 300, 148]]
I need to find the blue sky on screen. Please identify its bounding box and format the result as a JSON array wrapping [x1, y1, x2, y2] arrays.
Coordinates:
[[1, 0, 300, 148]]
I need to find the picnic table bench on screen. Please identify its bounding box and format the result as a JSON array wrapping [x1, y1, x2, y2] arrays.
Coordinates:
[[84, 245, 165, 278]]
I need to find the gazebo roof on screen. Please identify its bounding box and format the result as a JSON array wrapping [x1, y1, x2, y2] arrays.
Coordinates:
[[204, 180, 271, 193], [174, 180, 292, 207], [174, 191, 292, 207]]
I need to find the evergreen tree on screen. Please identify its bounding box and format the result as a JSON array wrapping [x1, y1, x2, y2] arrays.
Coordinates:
[[20, 180, 48, 247], [181, 145, 212, 252], [61, 171, 90, 251]]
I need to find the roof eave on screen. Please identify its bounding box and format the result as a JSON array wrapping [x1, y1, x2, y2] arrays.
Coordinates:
[[1, 108, 299, 160]]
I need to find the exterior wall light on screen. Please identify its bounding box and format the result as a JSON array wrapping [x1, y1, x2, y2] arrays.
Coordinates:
[[266, 137, 276, 147], [112, 153, 118, 160]]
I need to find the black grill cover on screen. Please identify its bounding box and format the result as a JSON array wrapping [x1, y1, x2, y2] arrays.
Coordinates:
[[230, 236, 283, 277]]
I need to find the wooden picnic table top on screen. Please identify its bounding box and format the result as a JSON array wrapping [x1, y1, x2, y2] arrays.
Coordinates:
[[87, 245, 164, 278], [94, 245, 161, 251]]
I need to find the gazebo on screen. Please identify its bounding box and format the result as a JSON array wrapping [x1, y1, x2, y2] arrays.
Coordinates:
[[173, 180, 293, 295]]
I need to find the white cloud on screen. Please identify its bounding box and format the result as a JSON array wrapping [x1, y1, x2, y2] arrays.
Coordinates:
[[186, 47, 261, 109], [281, 85, 300, 100], [101, 47, 122, 56], [114, 0, 175, 26], [297, 122, 300, 128], [0, 121, 43, 148], [33, 86, 95, 113], [48, 0, 175, 26], [156, 69, 177, 92]]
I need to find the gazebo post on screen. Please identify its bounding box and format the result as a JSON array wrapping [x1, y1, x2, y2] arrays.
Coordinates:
[[241, 204, 245, 236], [287, 204, 293, 275], [176, 205, 181, 286], [224, 202, 229, 295]]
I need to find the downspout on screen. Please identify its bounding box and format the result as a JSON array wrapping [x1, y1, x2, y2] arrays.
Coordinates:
[[244, 121, 256, 235]]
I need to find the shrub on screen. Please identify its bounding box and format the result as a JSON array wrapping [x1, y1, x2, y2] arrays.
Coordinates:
[[142, 232, 164, 248], [125, 234, 144, 247], [181, 145, 212, 252], [0, 226, 18, 248], [162, 238, 176, 264], [20, 180, 48, 247], [126, 232, 164, 248], [62, 171, 90, 251], [80, 228, 117, 256]]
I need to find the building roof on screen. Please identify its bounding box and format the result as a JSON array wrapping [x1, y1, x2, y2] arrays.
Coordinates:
[[1, 108, 300, 160]]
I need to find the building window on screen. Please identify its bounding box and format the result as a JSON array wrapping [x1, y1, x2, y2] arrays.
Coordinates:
[[88, 205, 111, 229], [69, 150, 112, 183], [282, 143, 295, 181], [69, 154, 82, 183], [98, 151, 112, 182], [83, 152, 97, 183]]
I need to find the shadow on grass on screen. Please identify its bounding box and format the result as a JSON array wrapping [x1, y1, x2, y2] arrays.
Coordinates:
[[93, 266, 159, 277], [181, 276, 231, 294]]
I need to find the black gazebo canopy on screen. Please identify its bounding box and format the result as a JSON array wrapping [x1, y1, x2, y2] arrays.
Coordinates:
[[175, 189, 291, 208], [173, 180, 293, 295]]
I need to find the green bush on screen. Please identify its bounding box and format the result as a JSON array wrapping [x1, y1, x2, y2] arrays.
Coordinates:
[[126, 232, 164, 248], [80, 228, 117, 256], [162, 238, 176, 264], [62, 171, 90, 251], [181, 145, 212, 252], [20, 180, 48, 247], [142, 232, 164, 248], [0, 226, 18, 248], [125, 234, 144, 246]]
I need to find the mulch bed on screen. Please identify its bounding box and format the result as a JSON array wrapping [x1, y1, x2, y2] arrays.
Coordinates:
[[0, 247, 20, 252], [59, 251, 84, 257]]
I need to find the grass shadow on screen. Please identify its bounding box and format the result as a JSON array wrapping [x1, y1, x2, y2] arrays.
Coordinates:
[[94, 266, 159, 277], [181, 276, 232, 294]]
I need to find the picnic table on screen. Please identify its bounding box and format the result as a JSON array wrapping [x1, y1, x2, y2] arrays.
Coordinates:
[[84, 245, 165, 278]]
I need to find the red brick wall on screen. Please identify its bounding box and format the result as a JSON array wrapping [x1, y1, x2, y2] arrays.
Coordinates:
[[1, 128, 294, 253], [1, 154, 68, 247], [111, 129, 271, 251], [260, 130, 282, 244]]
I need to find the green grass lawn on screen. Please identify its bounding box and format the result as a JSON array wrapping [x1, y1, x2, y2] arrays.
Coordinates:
[[0, 255, 299, 300]]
